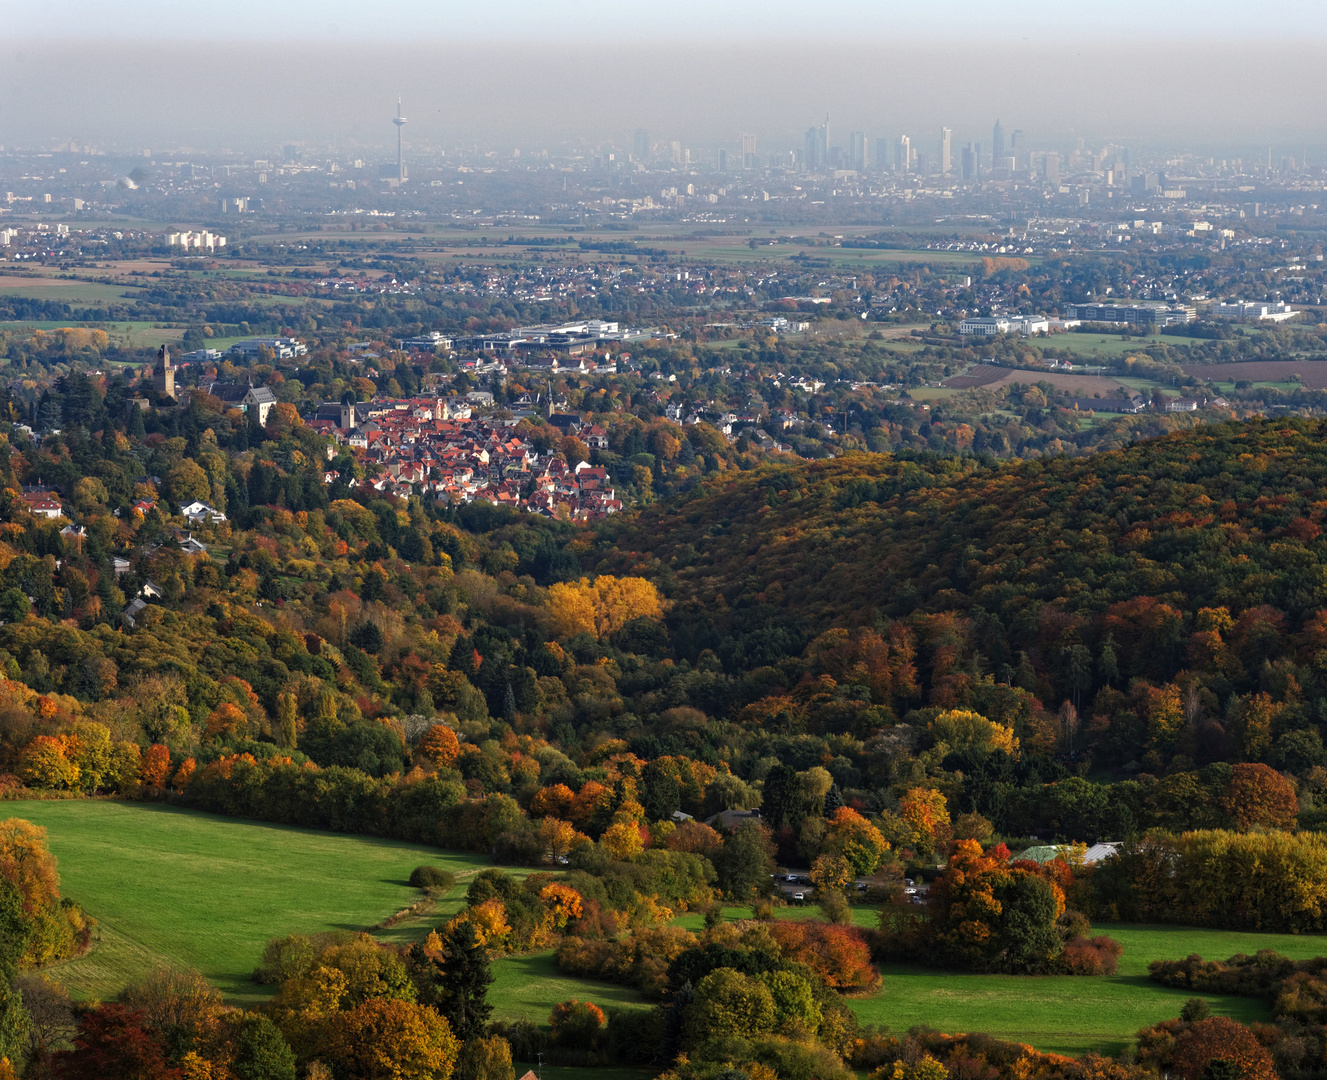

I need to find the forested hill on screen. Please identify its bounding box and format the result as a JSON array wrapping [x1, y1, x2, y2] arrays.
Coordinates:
[[605, 417, 1327, 682]]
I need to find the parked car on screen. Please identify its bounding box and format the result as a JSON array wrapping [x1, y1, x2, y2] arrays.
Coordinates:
[[792, 892, 805, 902]]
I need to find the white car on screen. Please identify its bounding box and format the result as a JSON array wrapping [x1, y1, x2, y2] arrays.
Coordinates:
[[792, 891, 804, 901]]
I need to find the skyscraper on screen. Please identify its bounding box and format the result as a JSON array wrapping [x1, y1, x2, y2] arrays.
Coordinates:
[[961, 143, 976, 182], [992, 120, 1005, 169], [803, 117, 829, 170], [874, 138, 890, 173], [633, 128, 650, 162], [896, 135, 911, 174], [1010, 129, 1025, 170], [742, 133, 757, 169], [849, 131, 868, 171], [940, 127, 953, 174], [717, 148, 728, 173]]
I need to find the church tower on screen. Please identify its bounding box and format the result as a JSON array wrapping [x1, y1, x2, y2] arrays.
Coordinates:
[[153, 344, 175, 399]]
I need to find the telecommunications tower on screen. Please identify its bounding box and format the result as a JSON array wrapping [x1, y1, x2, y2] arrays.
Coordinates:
[[393, 97, 407, 183]]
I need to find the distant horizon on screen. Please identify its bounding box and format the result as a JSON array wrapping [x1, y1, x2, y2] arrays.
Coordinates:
[[2, 38, 1323, 156]]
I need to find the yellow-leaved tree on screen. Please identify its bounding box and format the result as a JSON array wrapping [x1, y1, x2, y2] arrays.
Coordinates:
[[547, 575, 662, 641], [928, 709, 1019, 758]]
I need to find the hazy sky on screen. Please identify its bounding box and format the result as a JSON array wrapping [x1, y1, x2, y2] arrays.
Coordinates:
[[5, 2, 1326, 155], [13, 0, 1327, 41]]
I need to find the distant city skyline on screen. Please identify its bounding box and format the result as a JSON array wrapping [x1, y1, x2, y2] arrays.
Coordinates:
[[1, 40, 1323, 156]]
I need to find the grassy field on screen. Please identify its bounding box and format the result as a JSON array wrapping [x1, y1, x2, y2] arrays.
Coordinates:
[[1039, 333, 1179, 358], [1208, 379, 1302, 393], [854, 923, 1327, 1058], [8, 800, 490, 1004], [673, 905, 1327, 1057], [490, 950, 652, 1025], [0, 276, 145, 304], [14, 798, 1327, 1059]]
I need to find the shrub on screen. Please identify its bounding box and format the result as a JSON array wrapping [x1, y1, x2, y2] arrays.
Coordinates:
[[549, 999, 606, 1049], [408, 866, 457, 892], [1181, 997, 1211, 1022], [1061, 934, 1123, 975], [1171, 1017, 1278, 1080]]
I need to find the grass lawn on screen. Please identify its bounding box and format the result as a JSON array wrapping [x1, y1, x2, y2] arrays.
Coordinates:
[[1039, 333, 1179, 358], [671, 905, 1327, 1057], [852, 923, 1327, 1058], [9, 799, 491, 1005], [490, 950, 652, 1026]]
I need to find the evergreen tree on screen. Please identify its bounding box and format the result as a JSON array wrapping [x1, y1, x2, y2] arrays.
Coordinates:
[[761, 763, 800, 831], [654, 979, 693, 1067], [1099, 633, 1119, 687], [823, 782, 845, 818], [411, 919, 492, 1042], [449, 635, 477, 681]]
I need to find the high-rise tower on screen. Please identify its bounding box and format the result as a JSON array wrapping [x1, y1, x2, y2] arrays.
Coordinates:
[[992, 119, 1005, 169], [393, 97, 408, 183], [940, 127, 953, 174], [741, 133, 757, 170]]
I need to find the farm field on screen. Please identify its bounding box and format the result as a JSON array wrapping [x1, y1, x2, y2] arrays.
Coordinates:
[[940, 363, 1138, 396], [1037, 332, 1177, 358], [0, 321, 252, 351], [10, 799, 490, 1005], [1181, 359, 1327, 388], [0, 276, 145, 304]]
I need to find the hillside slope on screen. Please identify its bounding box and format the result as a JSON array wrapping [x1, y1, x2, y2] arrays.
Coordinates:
[[606, 417, 1327, 676]]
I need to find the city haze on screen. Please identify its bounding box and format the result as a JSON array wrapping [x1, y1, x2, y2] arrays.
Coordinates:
[[2, 40, 1325, 158]]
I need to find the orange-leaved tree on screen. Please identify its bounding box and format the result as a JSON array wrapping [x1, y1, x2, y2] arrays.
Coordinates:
[[1223, 762, 1298, 832]]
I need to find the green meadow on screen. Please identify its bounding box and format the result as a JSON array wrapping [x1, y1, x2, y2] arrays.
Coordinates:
[[10, 800, 1327, 1059], [11, 800, 488, 1004]]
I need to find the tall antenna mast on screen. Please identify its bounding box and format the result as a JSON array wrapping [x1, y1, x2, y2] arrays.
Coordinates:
[[393, 96, 408, 183]]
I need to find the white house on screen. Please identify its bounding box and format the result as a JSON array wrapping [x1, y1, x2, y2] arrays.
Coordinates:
[[179, 501, 227, 524]]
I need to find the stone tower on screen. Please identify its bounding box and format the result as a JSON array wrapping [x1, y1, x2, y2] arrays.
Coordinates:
[[153, 344, 175, 399]]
